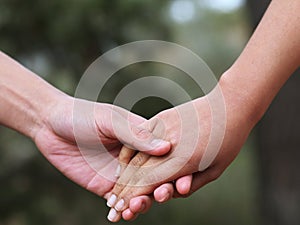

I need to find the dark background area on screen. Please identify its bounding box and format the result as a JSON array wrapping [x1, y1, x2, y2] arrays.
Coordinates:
[[0, 0, 299, 225]]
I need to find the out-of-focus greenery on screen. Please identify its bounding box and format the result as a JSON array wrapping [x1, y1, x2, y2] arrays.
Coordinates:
[[0, 0, 260, 225]]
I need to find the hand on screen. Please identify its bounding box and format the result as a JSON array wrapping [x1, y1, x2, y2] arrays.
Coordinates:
[[106, 81, 258, 221], [0, 51, 174, 221], [109, 145, 193, 221], [33, 95, 172, 221]]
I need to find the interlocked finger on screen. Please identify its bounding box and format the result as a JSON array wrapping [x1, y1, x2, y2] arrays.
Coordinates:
[[115, 146, 136, 178], [107, 147, 151, 222]]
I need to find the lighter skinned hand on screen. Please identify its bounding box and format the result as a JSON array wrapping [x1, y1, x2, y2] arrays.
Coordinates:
[[106, 85, 257, 222], [33, 96, 172, 221]]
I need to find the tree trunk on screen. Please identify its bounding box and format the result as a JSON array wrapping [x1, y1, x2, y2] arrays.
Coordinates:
[[247, 1, 300, 224], [257, 72, 300, 225]]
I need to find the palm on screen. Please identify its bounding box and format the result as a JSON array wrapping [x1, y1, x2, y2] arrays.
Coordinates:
[[33, 101, 136, 198], [33, 99, 175, 221], [35, 120, 121, 198]]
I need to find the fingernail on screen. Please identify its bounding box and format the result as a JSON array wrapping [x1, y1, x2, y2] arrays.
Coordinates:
[[107, 208, 117, 222], [161, 193, 170, 202], [140, 203, 146, 212], [150, 139, 168, 148], [107, 194, 117, 207], [115, 199, 125, 211], [158, 188, 170, 202], [115, 164, 121, 178]]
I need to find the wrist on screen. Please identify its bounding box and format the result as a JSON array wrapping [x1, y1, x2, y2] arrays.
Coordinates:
[[0, 51, 70, 139], [218, 69, 265, 127], [15, 76, 70, 140], [190, 70, 261, 170], [33, 83, 71, 138]]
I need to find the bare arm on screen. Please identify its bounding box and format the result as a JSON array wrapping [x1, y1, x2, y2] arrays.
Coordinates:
[[0, 51, 63, 138], [107, 0, 300, 222], [222, 0, 300, 123], [0, 51, 171, 221], [189, 0, 300, 193]]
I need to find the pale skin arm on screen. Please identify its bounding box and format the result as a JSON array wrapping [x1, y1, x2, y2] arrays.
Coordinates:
[[0, 51, 174, 221], [107, 0, 300, 222]]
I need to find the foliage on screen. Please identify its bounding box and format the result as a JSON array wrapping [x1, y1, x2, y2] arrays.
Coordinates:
[[0, 1, 259, 225]]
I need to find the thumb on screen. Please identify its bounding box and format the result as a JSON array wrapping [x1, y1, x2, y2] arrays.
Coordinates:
[[110, 111, 171, 156], [128, 125, 171, 156]]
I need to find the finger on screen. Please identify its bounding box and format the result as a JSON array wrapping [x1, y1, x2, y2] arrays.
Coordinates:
[[113, 185, 152, 214], [119, 146, 136, 164], [129, 195, 152, 214], [104, 192, 110, 201], [129, 214, 138, 221], [112, 195, 153, 221], [153, 183, 174, 203], [122, 209, 139, 221], [107, 208, 122, 223], [109, 152, 151, 210], [116, 146, 136, 178], [175, 175, 193, 195], [122, 209, 136, 221], [109, 112, 171, 155], [189, 167, 221, 195], [113, 156, 190, 211]]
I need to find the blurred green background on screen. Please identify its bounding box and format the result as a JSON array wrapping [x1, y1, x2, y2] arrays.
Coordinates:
[[1, 0, 299, 225]]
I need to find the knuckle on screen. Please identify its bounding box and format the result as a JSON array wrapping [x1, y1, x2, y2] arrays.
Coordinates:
[[133, 127, 151, 139], [131, 153, 149, 166], [113, 182, 125, 194], [119, 148, 134, 163]]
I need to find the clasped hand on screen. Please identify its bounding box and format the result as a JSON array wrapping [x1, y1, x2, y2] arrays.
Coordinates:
[[105, 91, 254, 222], [30, 79, 254, 222]]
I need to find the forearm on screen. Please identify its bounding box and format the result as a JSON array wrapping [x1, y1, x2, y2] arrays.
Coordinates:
[[0, 51, 67, 139], [220, 0, 300, 123]]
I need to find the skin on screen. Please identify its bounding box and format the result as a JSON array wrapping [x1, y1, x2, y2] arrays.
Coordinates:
[[107, 0, 300, 222], [0, 51, 176, 221]]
